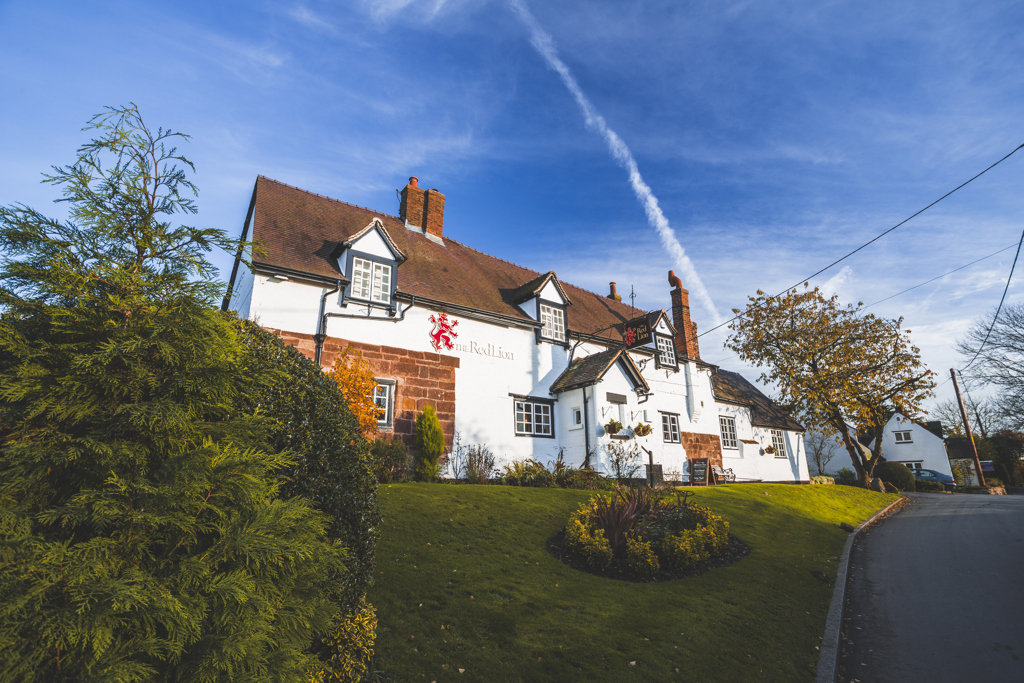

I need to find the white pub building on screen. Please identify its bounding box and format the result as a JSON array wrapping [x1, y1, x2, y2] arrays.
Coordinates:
[[224, 176, 809, 483]]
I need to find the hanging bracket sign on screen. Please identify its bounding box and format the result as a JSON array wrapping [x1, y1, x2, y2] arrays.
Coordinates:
[[619, 313, 653, 349]]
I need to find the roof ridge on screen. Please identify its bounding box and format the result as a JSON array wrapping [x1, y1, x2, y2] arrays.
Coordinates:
[[258, 175, 402, 222]]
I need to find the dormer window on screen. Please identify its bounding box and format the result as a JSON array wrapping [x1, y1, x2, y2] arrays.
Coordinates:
[[540, 303, 566, 342], [655, 335, 677, 368], [351, 256, 392, 304]]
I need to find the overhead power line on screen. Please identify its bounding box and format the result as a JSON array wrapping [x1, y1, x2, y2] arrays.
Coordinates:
[[698, 141, 1024, 339], [960, 222, 1024, 371], [863, 243, 1018, 309]]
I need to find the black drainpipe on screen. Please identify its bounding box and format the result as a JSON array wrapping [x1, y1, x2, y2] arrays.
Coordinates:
[[313, 279, 342, 366]]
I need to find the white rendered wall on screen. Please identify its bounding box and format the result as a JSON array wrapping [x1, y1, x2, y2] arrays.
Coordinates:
[[246, 276, 807, 482], [876, 415, 952, 476]]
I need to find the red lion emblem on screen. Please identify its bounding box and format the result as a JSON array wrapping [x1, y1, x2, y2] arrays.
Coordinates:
[[624, 327, 637, 346], [428, 312, 459, 352]]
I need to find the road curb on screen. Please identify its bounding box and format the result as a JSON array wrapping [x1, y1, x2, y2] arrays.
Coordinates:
[[814, 496, 908, 683]]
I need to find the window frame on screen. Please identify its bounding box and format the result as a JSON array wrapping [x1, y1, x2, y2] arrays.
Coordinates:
[[569, 406, 583, 431], [770, 429, 788, 458], [719, 415, 738, 450], [894, 430, 913, 444], [654, 334, 678, 369], [661, 412, 681, 444], [372, 379, 396, 428], [534, 298, 569, 346], [344, 250, 398, 307], [512, 395, 556, 438]]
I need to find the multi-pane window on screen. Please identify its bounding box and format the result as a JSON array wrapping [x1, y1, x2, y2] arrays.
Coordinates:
[[515, 400, 553, 437], [540, 304, 566, 342], [894, 431, 913, 444], [662, 413, 681, 443], [656, 336, 677, 367], [770, 429, 788, 458], [351, 257, 392, 304], [373, 385, 390, 424], [719, 415, 738, 449]]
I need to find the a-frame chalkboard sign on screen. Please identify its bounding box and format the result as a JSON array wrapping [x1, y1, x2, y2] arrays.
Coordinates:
[[690, 458, 710, 486]]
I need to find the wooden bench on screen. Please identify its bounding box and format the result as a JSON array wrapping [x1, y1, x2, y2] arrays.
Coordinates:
[[712, 464, 736, 484]]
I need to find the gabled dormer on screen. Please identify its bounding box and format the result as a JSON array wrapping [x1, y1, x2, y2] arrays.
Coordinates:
[[332, 217, 407, 308], [510, 271, 573, 346], [617, 310, 679, 370]]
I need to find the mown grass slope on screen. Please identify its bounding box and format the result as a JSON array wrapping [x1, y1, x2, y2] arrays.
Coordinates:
[[368, 483, 896, 682]]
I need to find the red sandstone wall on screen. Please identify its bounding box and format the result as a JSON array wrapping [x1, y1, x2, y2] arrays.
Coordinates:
[[269, 329, 459, 449], [680, 431, 723, 470]]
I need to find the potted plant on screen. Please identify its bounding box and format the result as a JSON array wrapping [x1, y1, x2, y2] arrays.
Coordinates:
[[604, 419, 624, 436], [633, 422, 653, 437], [763, 445, 776, 455]]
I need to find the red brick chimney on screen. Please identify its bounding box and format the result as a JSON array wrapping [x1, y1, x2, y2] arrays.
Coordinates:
[[607, 282, 621, 301], [400, 177, 445, 239], [668, 270, 700, 360], [400, 177, 426, 228], [424, 188, 445, 239]]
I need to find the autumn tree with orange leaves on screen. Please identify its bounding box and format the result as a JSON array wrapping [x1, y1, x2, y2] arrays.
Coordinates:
[[328, 347, 384, 436], [727, 285, 935, 488]]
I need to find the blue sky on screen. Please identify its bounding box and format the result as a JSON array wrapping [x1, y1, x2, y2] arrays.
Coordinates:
[[2, 0, 1022, 409]]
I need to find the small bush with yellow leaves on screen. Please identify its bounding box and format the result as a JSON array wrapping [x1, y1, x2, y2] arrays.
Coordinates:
[[659, 528, 711, 570], [310, 601, 377, 683], [565, 506, 613, 569], [625, 537, 660, 577]]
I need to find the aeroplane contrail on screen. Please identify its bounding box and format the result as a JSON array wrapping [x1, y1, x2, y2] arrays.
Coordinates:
[[508, 0, 724, 326]]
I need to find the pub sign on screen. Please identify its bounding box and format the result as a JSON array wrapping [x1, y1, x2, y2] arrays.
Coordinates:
[[620, 313, 653, 349]]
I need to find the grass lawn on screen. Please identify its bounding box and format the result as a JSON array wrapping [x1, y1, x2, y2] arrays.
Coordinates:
[[367, 483, 897, 682]]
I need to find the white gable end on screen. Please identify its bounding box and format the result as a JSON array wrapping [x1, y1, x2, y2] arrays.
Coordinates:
[[654, 318, 673, 335], [538, 280, 565, 304], [350, 227, 397, 260]]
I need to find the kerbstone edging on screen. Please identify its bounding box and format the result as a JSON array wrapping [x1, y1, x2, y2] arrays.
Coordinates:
[[814, 496, 907, 683]]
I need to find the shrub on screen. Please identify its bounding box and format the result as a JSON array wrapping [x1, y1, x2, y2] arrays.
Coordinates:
[[447, 433, 496, 484], [915, 480, 946, 493], [312, 600, 378, 683], [660, 529, 711, 570], [328, 347, 384, 436], [834, 467, 858, 486], [237, 320, 378, 613], [503, 459, 555, 487], [811, 475, 835, 485], [371, 436, 411, 484], [414, 405, 445, 481], [875, 461, 916, 492], [565, 507, 613, 569], [986, 476, 1005, 488], [563, 489, 730, 576], [951, 460, 975, 486], [607, 440, 642, 482], [626, 537, 660, 577]]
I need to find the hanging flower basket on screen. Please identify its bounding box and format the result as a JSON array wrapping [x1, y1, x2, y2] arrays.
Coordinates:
[[604, 419, 624, 436], [763, 445, 776, 455], [633, 422, 653, 437]]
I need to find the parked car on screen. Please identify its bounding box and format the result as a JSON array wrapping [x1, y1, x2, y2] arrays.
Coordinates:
[[911, 468, 956, 491]]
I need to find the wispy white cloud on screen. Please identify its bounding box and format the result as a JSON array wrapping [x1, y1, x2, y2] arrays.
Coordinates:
[[507, 0, 724, 325], [286, 4, 337, 33], [821, 265, 853, 297]]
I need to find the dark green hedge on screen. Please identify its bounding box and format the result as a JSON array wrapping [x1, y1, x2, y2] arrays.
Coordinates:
[[875, 461, 916, 492], [234, 319, 379, 612]]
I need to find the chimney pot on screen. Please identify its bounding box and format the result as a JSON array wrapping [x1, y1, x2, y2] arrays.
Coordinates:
[[608, 282, 621, 301], [409, 176, 418, 188]]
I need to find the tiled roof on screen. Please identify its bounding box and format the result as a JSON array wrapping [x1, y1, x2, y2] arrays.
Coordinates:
[[711, 370, 804, 432], [248, 176, 640, 342], [549, 348, 649, 394], [944, 436, 975, 460]]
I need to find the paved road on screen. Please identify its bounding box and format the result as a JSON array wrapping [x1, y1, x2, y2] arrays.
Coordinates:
[[838, 493, 1024, 682]]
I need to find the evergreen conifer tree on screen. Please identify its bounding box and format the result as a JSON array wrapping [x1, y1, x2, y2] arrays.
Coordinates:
[[0, 105, 345, 681], [414, 406, 445, 481]]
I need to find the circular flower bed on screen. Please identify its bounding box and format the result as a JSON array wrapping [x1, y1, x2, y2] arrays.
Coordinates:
[[550, 488, 748, 582]]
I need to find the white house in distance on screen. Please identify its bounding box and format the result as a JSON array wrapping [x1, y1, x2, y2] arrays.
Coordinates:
[[868, 412, 954, 478], [223, 175, 809, 483]]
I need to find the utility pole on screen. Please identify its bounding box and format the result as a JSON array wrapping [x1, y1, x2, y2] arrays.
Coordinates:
[[951, 368, 986, 487]]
